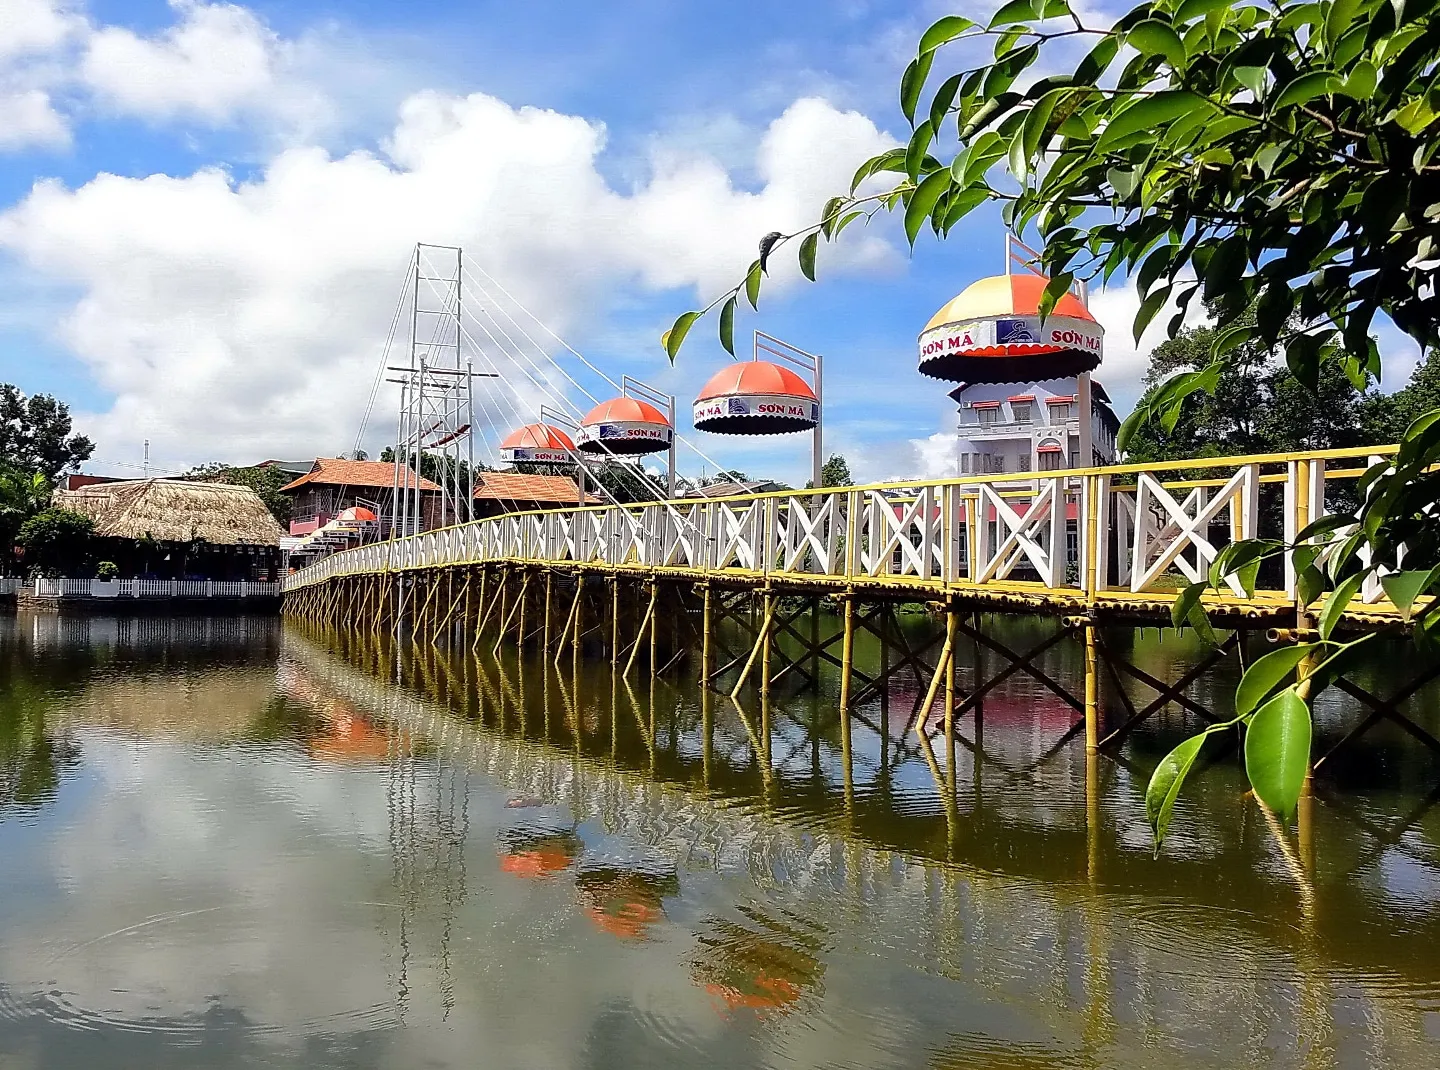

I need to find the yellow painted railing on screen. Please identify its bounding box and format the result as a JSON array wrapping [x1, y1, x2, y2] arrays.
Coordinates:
[[282, 445, 1402, 616]]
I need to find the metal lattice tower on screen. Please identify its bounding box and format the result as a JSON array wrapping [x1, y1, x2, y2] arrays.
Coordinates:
[[387, 244, 492, 538]]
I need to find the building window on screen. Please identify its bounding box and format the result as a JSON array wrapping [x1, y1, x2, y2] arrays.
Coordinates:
[[1048, 402, 1072, 422], [1012, 401, 1032, 423], [1017, 453, 1032, 472], [976, 406, 998, 426], [1037, 450, 1064, 471]]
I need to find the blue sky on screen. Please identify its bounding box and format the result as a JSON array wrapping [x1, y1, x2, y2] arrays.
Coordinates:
[[0, 1, 1415, 485]]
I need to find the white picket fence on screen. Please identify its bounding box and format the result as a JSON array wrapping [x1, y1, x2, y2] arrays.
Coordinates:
[[31, 578, 280, 599]]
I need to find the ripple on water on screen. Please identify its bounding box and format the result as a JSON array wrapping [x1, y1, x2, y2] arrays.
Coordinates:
[[0, 902, 407, 1040]]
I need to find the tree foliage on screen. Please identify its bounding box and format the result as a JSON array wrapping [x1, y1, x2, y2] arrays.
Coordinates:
[[663, 0, 1440, 849], [185, 462, 294, 524], [1125, 309, 1396, 463], [0, 384, 94, 480], [0, 469, 50, 573], [17, 508, 95, 577], [804, 454, 855, 489]]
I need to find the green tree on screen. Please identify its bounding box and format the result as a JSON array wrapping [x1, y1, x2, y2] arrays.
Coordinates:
[[185, 462, 294, 524], [1125, 317, 1382, 463], [0, 384, 94, 480], [17, 508, 95, 577], [0, 469, 50, 573], [663, 0, 1440, 845], [805, 454, 853, 490]]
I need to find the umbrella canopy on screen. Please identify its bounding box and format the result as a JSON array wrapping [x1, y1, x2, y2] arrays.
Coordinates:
[[693, 361, 818, 435], [576, 397, 673, 456], [918, 273, 1102, 384], [337, 506, 377, 523], [498, 422, 577, 465]]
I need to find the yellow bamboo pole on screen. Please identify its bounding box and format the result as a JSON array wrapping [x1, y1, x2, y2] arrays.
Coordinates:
[[730, 594, 776, 699], [624, 582, 659, 676]]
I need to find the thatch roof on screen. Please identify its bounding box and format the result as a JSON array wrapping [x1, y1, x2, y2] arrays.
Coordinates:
[[52, 479, 284, 546]]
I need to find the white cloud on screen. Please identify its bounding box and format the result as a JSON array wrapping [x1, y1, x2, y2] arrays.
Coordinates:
[[80, 0, 329, 131], [1086, 276, 1208, 412], [0, 91, 897, 469], [0, 88, 70, 149], [907, 431, 959, 480], [0, 0, 80, 63]]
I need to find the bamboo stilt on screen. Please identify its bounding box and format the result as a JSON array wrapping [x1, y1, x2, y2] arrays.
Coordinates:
[[624, 582, 659, 676], [730, 593, 776, 699]]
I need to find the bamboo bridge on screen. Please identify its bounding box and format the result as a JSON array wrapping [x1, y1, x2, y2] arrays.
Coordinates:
[[281, 445, 1440, 768]]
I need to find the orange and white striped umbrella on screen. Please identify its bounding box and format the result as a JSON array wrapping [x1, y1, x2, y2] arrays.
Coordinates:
[[918, 273, 1103, 384]]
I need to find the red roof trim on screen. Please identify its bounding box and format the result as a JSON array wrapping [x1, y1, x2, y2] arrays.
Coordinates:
[[970, 400, 1001, 409], [1007, 394, 1034, 402], [1037, 444, 1064, 453], [1046, 395, 1076, 404]]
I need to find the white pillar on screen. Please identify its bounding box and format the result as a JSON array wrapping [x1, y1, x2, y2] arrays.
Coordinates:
[[1077, 371, 1094, 469]]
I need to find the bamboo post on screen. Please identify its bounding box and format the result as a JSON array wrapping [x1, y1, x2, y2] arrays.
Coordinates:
[[730, 593, 777, 699], [649, 580, 659, 675], [944, 599, 957, 789], [760, 589, 774, 697], [624, 581, 659, 676], [1084, 618, 1100, 752], [543, 569, 553, 651], [701, 583, 713, 685], [610, 576, 621, 665]]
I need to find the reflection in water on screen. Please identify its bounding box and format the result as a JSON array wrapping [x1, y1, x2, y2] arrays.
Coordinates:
[[575, 865, 676, 941], [691, 907, 825, 1018], [1, 611, 1440, 1068]]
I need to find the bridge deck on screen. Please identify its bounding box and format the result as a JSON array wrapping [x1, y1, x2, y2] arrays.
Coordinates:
[[283, 446, 1410, 629]]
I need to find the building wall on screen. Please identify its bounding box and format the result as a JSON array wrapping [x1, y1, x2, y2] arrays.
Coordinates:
[[953, 376, 1118, 476]]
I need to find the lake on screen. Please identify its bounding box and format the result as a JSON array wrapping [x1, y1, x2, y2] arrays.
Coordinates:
[[2, 610, 1438, 1068]]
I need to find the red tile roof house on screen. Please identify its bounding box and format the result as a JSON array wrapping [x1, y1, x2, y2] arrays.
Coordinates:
[[279, 459, 445, 537], [472, 472, 599, 518], [280, 461, 599, 537]]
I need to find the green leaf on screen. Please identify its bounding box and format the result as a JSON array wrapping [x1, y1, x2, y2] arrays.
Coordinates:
[[1209, 539, 1276, 596], [1146, 732, 1209, 854], [1236, 644, 1319, 718], [1176, 0, 1233, 21], [1271, 70, 1334, 111], [905, 119, 934, 181], [1319, 571, 1366, 639], [1297, 564, 1326, 606], [1172, 580, 1206, 630], [928, 72, 965, 136], [718, 295, 737, 356], [904, 170, 951, 245], [990, 0, 1047, 27], [919, 15, 976, 53], [1245, 689, 1312, 820], [1099, 91, 1207, 149], [900, 52, 935, 125], [1127, 20, 1187, 67], [1233, 65, 1268, 99], [1335, 59, 1377, 99], [1382, 566, 1440, 621], [664, 311, 701, 362], [1395, 93, 1440, 136], [798, 233, 818, 282], [820, 196, 845, 239], [744, 259, 763, 310]]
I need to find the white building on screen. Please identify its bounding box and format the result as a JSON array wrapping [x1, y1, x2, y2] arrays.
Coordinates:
[[949, 376, 1120, 476]]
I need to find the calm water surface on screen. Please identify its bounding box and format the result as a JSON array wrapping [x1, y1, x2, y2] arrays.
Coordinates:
[[2, 611, 1440, 1069]]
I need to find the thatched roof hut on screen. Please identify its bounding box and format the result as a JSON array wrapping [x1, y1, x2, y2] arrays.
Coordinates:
[[53, 479, 284, 546]]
